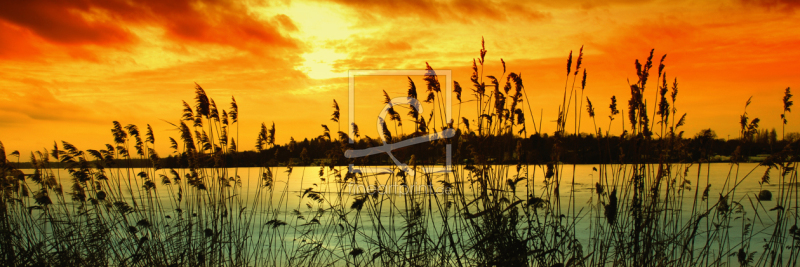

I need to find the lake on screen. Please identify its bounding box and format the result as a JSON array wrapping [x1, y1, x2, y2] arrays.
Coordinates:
[[17, 162, 795, 266]]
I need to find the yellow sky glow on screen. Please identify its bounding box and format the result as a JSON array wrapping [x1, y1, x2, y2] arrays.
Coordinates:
[[1, 0, 799, 158]]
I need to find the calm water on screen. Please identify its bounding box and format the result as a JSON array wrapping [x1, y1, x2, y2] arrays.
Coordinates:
[[20, 163, 795, 265]]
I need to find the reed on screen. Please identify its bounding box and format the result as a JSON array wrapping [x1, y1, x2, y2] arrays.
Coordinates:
[[0, 39, 798, 267]]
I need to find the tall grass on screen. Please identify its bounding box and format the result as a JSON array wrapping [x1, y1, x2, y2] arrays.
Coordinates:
[[1, 40, 799, 267]]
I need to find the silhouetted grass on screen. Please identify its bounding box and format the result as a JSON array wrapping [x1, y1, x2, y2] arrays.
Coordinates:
[[1, 40, 799, 267]]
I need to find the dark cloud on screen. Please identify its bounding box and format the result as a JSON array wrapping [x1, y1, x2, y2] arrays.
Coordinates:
[[0, 22, 43, 60], [0, 0, 132, 45], [0, 0, 302, 59]]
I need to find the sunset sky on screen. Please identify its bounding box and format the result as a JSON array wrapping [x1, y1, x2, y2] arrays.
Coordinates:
[[1, 0, 799, 157]]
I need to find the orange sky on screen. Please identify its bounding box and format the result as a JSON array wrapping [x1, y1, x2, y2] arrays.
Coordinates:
[[1, 0, 799, 158]]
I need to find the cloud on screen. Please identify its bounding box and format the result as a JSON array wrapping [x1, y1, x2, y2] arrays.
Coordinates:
[[0, 21, 43, 60], [0, 0, 133, 45], [537, 0, 655, 9], [739, 0, 800, 12], [327, 0, 550, 24], [273, 14, 299, 32], [571, 12, 800, 138], [0, 0, 302, 60], [325, 37, 418, 70], [0, 86, 102, 125]]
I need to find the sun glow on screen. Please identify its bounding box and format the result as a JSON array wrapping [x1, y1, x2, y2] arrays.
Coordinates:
[[299, 48, 348, 80], [272, 2, 354, 80]]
